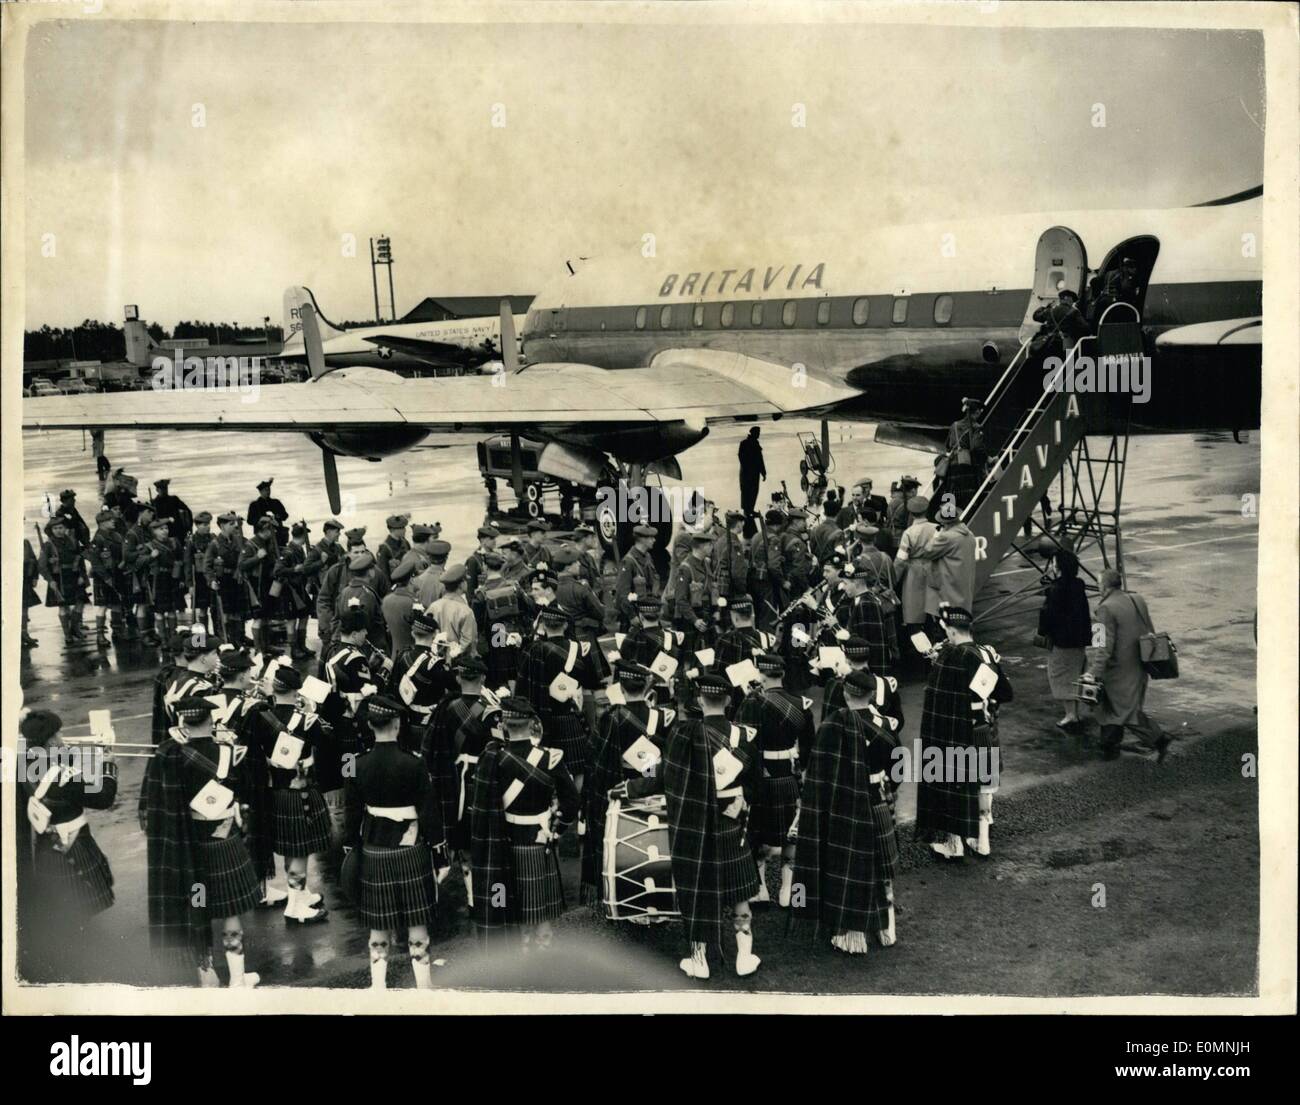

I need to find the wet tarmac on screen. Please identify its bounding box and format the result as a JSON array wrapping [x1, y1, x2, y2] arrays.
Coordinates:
[[16, 419, 1259, 988]]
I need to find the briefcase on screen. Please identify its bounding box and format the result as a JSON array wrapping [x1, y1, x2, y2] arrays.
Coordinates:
[[1139, 632, 1179, 680]]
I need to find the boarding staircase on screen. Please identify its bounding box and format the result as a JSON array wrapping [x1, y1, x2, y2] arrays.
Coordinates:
[[961, 303, 1142, 623]]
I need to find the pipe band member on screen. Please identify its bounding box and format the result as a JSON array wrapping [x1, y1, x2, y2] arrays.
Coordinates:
[[663, 670, 762, 980], [734, 652, 814, 908], [914, 605, 1013, 860], [580, 659, 675, 906], [19, 710, 117, 945], [344, 694, 449, 990], [390, 607, 455, 755], [141, 696, 264, 986], [425, 654, 494, 906], [470, 697, 580, 951], [792, 667, 899, 955], [514, 599, 600, 786], [262, 664, 332, 925], [151, 626, 221, 746]]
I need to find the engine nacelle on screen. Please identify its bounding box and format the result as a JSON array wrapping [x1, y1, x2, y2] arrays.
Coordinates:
[[316, 427, 429, 459]]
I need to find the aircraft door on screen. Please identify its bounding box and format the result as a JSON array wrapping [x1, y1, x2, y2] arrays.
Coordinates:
[[1090, 235, 1160, 322], [1017, 226, 1088, 345]]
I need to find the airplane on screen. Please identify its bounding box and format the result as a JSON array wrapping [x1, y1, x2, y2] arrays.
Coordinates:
[[276, 287, 524, 373], [22, 186, 1261, 555]]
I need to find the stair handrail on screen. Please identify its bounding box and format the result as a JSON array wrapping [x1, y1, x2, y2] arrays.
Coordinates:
[[960, 333, 1094, 525]]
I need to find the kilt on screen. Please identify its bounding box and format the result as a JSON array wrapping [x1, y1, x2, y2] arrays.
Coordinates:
[[485, 642, 520, 689], [360, 843, 437, 931], [150, 573, 181, 614], [215, 577, 250, 618], [871, 796, 899, 880], [280, 582, 311, 619], [194, 834, 262, 917], [191, 572, 211, 608], [713, 814, 761, 902], [45, 579, 89, 608], [510, 843, 565, 924], [540, 712, 590, 777], [32, 832, 115, 919], [750, 773, 801, 847], [270, 787, 333, 857], [1048, 646, 1086, 701], [92, 573, 126, 608]]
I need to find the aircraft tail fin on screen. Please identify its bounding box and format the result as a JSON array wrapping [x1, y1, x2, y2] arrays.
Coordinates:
[[283, 286, 346, 348], [123, 317, 159, 366]]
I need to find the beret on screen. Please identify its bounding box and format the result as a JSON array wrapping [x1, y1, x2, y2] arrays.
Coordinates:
[[454, 654, 487, 677], [176, 696, 217, 722], [20, 709, 62, 747], [695, 671, 732, 696], [348, 550, 376, 571], [477, 525, 500, 540], [632, 524, 658, 539], [441, 563, 467, 585], [271, 664, 303, 690], [754, 652, 785, 675], [323, 518, 343, 532], [385, 514, 409, 530], [339, 609, 370, 634], [194, 510, 213, 524], [364, 695, 403, 722]]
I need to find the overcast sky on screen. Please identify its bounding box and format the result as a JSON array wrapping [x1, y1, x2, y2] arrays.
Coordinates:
[[23, 18, 1264, 328]]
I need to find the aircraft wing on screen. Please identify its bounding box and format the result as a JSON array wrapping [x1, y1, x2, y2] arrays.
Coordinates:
[[1155, 317, 1261, 347], [21, 351, 859, 433], [361, 333, 490, 364]]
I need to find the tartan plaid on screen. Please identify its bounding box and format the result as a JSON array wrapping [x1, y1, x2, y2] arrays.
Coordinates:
[[836, 594, 899, 680], [32, 832, 115, 918], [714, 625, 772, 669], [750, 774, 801, 847], [469, 741, 576, 942], [540, 713, 590, 776], [270, 787, 333, 857], [360, 843, 438, 930], [663, 717, 761, 947], [914, 641, 1009, 842], [791, 707, 891, 936], [140, 739, 218, 966], [516, 637, 596, 773], [734, 689, 813, 846], [193, 835, 262, 917], [510, 844, 565, 924], [425, 692, 480, 850]]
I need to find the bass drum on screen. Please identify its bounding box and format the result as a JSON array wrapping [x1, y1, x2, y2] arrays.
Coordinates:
[[602, 795, 679, 924]]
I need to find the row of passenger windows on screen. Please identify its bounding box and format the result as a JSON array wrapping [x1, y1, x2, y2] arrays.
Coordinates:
[[630, 294, 955, 330]]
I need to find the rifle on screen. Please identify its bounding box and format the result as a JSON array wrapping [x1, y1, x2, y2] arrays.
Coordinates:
[[35, 521, 65, 605]]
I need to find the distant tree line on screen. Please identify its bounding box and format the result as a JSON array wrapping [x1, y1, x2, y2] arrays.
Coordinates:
[[24, 320, 285, 363]]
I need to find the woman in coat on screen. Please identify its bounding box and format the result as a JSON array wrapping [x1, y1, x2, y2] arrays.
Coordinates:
[[1037, 550, 1091, 729]]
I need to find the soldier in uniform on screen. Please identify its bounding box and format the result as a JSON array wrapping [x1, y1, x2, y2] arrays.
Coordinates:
[[522, 519, 551, 571], [332, 549, 388, 652], [820, 637, 904, 733], [580, 659, 674, 907], [183, 511, 216, 636], [497, 535, 528, 584], [749, 508, 786, 630], [344, 695, 448, 990], [22, 538, 41, 649], [671, 530, 717, 657], [915, 605, 1013, 860], [423, 654, 493, 895], [151, 626, 221, 744], [204, 511, 250, 646], [617, 594, 683, 702], [792, 667, 901, 955], [885, 474, 921, 553], [835, 557, 900, 682], [413, 537, 452, 609], [554, 544, 609, 681], [274, 522, 314, 659], [38, 517, 89, 645], [663, 670, 761, 980], [713, 594, 774, 710], [151, 478, 193, 542], [246, 478, 288, 545], [473, 553, 532, 690], [614, 524, 661, 630], [53, 488, 91, 547], [515, 601, 602, 787], [237, 516, 280, 653], [103, 470, 143, 525], [88, 508, 130, 647], [144, 516, 184, 650], [315, 526, 367, 655], [140, 697, 265, 986], [574, 524, 606, 593], [427, 563, 477, 655], [303, 518, 344, 617], [20, 710, 117, 951], [470, 696, 580, 949], [464, 524, 500, 597], [389, 608, 454, 752], [249, 664, 330, 925], [123, 502, 159, 645], [735, 653, 815, 908], [711, 509, 751, 609], [374, 513, 411, 586]]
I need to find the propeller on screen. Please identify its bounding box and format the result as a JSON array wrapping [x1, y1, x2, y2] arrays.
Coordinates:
[[499, 298, 522, 374], [299, 300, 343, 513]]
